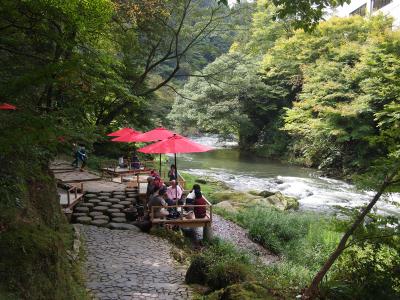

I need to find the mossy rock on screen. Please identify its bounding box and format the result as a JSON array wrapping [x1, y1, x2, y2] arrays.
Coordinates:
[[258, 190, 276, 198], [93, 206, 108, 212], [215, 201, 237, 213], [76, 216, 92, 224], [108, 198, 120, 204], [185, 255, 208, 285], [265, 192, 299, 211], [90, 219, 109, 227], [94, 215, 109, 221], [212, 191, 260, 204], [74, 206, 89, 213], [98, 201, 112, 207], [89, 211, 103, 217], [195, 178, 207, 184], [218, 282, 275, 300]]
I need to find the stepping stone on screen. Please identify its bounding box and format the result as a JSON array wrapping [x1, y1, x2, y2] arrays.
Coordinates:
[[111, 217, 127, 223], [119, 200, 132, 207], [88, 199, 101, 204], [75, 206, 89, 213], [111, 204, 124, 209], [97, 196, 110, 200], [107, 208, 120, 214], [76, 216, 92, 224], [114, 195, 126, 199], [94, 215, 109, 221], [72, 213, 87, 221], [79, 203, 94, 209], [108, 198, 120, 204], [98, 202, 112, 207], [113, 191, 125, 195], [93, 206, 108, 212], [90, 219, 109, 227], [89, 211, 103, 217], [111, 212, 126, 218], [126, 198, 137, 205], [84, 194, 97, 199], [109, 223, 140, 231]]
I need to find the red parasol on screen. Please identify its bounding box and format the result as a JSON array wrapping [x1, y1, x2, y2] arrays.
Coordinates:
[[0, 103, 17, 110], [107, 128, 140, 137], [139, 135, 213, 196], [111, 130, 142, 142], [129, 127, 176, 142]]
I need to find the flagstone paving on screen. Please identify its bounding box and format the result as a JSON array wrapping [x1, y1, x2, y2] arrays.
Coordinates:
[[79, 225, 192, 300]]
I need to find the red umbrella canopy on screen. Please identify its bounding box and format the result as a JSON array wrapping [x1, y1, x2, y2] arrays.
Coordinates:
[[111, 130, 142, 142], [107, 128, 140, 137], [128, 127, 177, 143], [0, 103, 16, 110], [138, 134, 213, 154]]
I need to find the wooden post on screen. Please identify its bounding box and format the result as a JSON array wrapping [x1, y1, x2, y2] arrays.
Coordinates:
[[203, 223, 213, 241]]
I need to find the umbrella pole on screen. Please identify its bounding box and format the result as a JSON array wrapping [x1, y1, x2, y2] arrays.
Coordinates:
[[175, 153, 178, 203], [159, 153, 162, 176]]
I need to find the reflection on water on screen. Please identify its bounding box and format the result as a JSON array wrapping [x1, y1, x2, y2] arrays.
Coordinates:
[[175, 137, 400, 216]]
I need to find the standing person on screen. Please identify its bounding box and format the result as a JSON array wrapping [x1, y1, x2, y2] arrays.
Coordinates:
[[168, 164, 178, 181], [146, 176, 155, 203], [78, 145, 87, 172], [166, 180, 183, 206], [71, 143, 80, 168]]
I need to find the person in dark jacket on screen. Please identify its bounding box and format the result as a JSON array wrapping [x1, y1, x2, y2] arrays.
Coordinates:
[[193, 189, 207, 219]]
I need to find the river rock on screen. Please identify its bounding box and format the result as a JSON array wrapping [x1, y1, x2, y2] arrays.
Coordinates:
[[88, 199, 101, 205], [90, 219, 109, 227], [84, 193, 97, 199], [111, 204, 124, 209], [93, 206, 108, 212], [76, 216, 92, 224], [111, 212, 126, 218], [98, 201, 112, 207], [109, 223, 140, 231], [107, 208, 121, 214], [112, 217, 127, 223], [273, 179, 284, 185], [259, 190, 276, 198], [108, 198, 120, 204], [265, 192, 299, 210], [89, 211, 103, 217], [119, 200, 132, 207], [94, 215, 109, 221], [75, 206, 89, 213], [215, 201, 237, 213]]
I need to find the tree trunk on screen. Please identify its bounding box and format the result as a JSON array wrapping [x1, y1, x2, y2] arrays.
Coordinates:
[[303, 169, 398, 299]]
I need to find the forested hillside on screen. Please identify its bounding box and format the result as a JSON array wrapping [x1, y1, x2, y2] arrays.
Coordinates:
[[169, 0, 400, 177]]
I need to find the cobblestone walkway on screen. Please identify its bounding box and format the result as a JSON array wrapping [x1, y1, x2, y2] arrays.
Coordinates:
[[79, 225, 192, 300]]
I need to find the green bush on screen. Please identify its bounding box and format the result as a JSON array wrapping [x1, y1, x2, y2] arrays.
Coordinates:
[[207, 261, 250, 290]]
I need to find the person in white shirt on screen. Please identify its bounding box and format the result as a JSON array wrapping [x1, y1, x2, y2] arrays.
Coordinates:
[[166, 180, 183, 205]]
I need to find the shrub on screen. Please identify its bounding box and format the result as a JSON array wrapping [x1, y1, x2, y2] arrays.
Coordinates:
[[207, 262, 250, 290], [185, 255, 208, 285]]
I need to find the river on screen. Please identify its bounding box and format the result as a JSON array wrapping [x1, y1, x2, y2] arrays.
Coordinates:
[[175, 135, 400, 216]]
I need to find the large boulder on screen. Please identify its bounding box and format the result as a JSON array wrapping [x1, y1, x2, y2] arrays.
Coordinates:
[[258, 190, 275, 198], [265, 192, 299, 210]]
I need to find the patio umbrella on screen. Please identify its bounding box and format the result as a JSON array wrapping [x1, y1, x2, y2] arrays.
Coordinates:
[[110, 130, 142, 142], [107, 127, 140, 137], [127, 127, 178, 174], [138, 134, 213, 196], [0, 103, 16, 110]]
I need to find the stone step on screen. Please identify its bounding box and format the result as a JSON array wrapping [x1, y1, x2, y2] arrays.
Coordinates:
[[119, 200, 132, 207], [94, 215, 110, 221], [84, 193, 98, 199], [88, 199, 101, 205], [97, 195, 110, 200], [111, 212, 126, 218], [90, 219, 109, 227], [108, 198, 120, 204], [76, 216, 92, 224], [111, 217, 127, 223], [98, 202, 112, 207], [107, 208, 121, 214], [75, 206, 89, 213], [93, 206, 108, 212], [111, 204, 124, 209], [89, 211, 103, 217]]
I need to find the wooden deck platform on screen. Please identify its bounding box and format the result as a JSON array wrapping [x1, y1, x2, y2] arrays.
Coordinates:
[[54, 170, 101, 183]]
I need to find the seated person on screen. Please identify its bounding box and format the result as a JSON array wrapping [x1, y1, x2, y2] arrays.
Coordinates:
[[146, 176, 155, 203], [185, 184, 200, 210], [118, 156, 127, 168], [193, 189, 207, 219], [166, 180, 183, 206], [147, 186, 169, 218], [131, 154, 141, 169]]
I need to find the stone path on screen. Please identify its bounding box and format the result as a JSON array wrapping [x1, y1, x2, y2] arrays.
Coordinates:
[[79, 225, 192, 300], [212, 214, 279, 264]]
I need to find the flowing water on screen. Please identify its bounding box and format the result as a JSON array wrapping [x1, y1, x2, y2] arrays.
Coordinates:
[[174, 135, 400, 216]]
